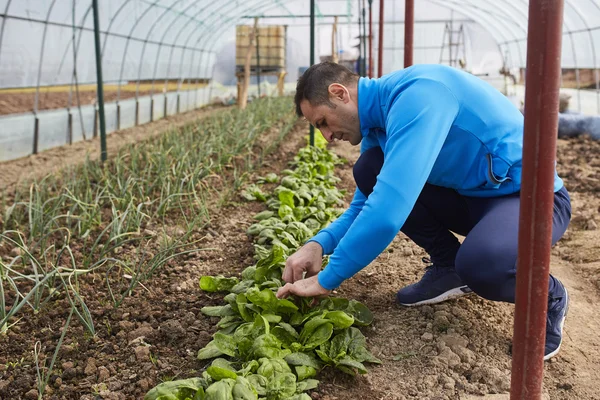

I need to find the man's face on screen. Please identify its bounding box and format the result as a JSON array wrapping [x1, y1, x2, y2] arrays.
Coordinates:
[[300, 83, 362, 146]]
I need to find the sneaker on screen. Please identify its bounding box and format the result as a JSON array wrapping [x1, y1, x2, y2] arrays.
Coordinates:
[[396, 261, 472, 306], [544, 278, 569, 360]]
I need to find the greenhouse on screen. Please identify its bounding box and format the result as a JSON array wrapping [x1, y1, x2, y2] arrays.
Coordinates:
[[0, 1, 599, 399]]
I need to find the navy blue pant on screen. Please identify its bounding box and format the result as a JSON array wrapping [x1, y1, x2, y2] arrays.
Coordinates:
[[353, 146, 572, 303]]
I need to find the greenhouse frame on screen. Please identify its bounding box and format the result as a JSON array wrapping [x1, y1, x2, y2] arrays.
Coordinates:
[[1, 1, 599, 399], [1, 0, 600, 161]]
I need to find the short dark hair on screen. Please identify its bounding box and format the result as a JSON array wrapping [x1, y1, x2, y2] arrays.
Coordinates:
[[294, 62, 359, 117]]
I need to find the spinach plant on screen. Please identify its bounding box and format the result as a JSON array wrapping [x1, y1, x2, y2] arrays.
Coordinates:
[[145, 144, 380, 400]]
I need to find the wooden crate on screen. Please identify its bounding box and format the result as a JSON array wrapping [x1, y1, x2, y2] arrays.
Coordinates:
[[235, 25, 286, 69]]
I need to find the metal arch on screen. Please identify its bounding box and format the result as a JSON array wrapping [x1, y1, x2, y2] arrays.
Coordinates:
[[100, 0, 135, 58], [456, 0, 527, 35], [563, 0, 591, 27], [428, 0, 522, 66], [195, 0, 348, 90], [554, 0, 600, 112], [50, 4, 90, 87], [462, 0, 529, 34], [33, 0, 59, 114], [196, 0, 312, 90], [515, 0, 580, 110], [149, 0, 213, 96], [160, 0, 235, 94], [175, 0, 271, 93], [191, 0, 279, 93], [582, 0, 600, 24], [67, 3, 93, 110], [449, 0, 527, 67], [116, 0, 163, 102], [15, 0, 131, 84], [443, 0, 526, 42], [134, 0, 191, 98], [562, 0, 597, 112], [457, 0, 530, 72], [427, 0, 517, 45], [576, 0, 600, 113], [185, 0, 276, 105], [173, 0, 256, 93], [0, 0, 13, 68], [460, 0, 527, 68], [189, 0, 265, 78]]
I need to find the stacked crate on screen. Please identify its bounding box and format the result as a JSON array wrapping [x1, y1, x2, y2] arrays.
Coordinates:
[[235, 25, 286, 74]]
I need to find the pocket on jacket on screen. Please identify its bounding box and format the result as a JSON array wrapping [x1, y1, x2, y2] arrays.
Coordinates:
[[482, 153, 512, 189]]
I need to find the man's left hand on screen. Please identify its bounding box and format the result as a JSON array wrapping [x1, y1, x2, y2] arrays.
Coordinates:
[[276, 275, 331, 299]]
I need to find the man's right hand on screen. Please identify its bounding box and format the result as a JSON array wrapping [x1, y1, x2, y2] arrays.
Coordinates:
[[282, 241, 323, 283]]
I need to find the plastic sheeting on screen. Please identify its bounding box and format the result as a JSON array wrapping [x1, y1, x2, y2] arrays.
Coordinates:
[[2, 0, 600, 162]]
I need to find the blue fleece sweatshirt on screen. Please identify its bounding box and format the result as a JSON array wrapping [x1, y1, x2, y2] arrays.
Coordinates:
[[311, 64, 564, 290]]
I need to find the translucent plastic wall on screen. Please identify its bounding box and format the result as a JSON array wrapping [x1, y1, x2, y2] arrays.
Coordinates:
[[2, 0, 600, 162]]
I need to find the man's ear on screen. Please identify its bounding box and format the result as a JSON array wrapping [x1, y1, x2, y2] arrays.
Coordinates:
[[328, 83, 349, 103]]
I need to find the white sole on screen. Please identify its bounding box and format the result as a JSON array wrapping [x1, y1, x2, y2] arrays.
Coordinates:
[[399, 286, 473, 307], [543, 287, 569, 361]]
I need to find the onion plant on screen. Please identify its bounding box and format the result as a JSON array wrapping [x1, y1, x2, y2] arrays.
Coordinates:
[[0, 97, 297, 335]]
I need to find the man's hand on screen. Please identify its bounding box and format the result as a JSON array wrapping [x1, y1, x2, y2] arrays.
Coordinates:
[[276, 275, 331, 299], [282, 241, 323, 283]]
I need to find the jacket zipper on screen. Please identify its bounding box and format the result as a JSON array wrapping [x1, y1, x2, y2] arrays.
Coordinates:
[[486, 153, 508, 185]]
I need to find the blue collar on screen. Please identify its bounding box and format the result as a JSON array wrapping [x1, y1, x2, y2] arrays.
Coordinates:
[[357, 77, 386, 138]]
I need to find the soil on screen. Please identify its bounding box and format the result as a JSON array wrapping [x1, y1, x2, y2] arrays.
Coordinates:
[[0, 104, 225, 192], [0, 90, 155, 116], [0, 120, 599, 400]]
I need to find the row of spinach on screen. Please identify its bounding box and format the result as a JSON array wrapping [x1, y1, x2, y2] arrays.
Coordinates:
[[145, 143, 381, 400]]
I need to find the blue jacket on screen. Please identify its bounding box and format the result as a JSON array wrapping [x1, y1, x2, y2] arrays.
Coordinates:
[[312, 64, 564, 290]]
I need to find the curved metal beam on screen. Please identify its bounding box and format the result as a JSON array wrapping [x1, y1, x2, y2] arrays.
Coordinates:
[[161, 0, 238, 94], [428, 0, 520, 66], [173, 0, 255, 92], [33, 0, 58, 114], [116, 0, 162, 102], [100, 0, 134, 58], [176, 0, 270, 96], [0, 0, 14, 69], [149, 0, 213, 95], [134, 0, 189, 98]]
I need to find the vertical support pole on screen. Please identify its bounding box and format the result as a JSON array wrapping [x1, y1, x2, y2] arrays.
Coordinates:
[[256, 31, 261, 97], [362, 0, 367, 76], [164, 96, 168, 118], [448, 12, 454, 67], [135, 100, 139, 126], [368, 0, 373, 78], [68, 111, 73, 145], [309, 0, 315, 146], [94, 108, 98, 138], [150, 98, 154, 122], [116, 102, 121, 131], [33, 117, 39, 155], [378, 0, 384, 77], [92, 0, 107, 162], [404, 0, 414, 68], [177, 93, 180, 114], [358, 2, 363, 76], [510, 1, 565, 399], [332, 17, 339, 64], [239, 18, 258, 110]]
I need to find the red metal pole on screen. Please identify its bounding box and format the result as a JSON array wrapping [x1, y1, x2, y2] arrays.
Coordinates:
[[368, 1, 373, 78], [378, 0, 384, 77], [510, 0, 565, 399], [404, 0, 414, 68]]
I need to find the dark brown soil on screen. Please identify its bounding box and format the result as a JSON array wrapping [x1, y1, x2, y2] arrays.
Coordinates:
[[0, 90, 162, 116], [0, 126, 599, 400], [0, 118, 307, 400], [0, 104, 225, 192]]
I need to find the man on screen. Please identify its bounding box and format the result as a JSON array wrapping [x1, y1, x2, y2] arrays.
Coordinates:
[[276, 62, 572, 360]]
